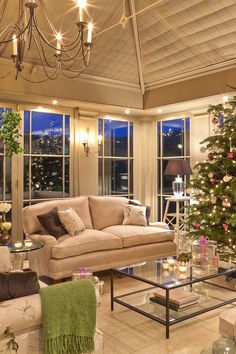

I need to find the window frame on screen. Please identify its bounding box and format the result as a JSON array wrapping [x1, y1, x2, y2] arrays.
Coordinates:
[[98, 117, 134, 198], [156, 117, 191, 220]]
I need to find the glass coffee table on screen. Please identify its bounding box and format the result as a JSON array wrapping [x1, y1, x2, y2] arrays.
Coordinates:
[[9, 240, 43, 270], [110, 258, 236, 338]]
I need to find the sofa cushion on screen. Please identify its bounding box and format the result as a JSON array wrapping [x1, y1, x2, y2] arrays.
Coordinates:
[[123, 204, 147, 226], [37, 207, 66, 239], [58, 207, 85, 236], [128, 200, 151, 225], [89, 196, 128, 230], [102, 225, 174, 248], [52, 229, 123, 259], [23, 197, 93, 236]]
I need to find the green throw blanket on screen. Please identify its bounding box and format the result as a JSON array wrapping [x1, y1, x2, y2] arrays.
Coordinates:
[[40, 280, 96, 354]]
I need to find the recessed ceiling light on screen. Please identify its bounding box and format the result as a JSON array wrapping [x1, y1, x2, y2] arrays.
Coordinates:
[[52, 99, 58, 105], [125, 108, 130, 114], [157, 108, 162, 113], [223, 95, 228, 103]]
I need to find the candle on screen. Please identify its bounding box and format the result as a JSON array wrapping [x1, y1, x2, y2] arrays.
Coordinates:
[[56, 33, 62, 55], [77, 0, 87, 22], [87, 22, 93, 44], [179, 265, 187, 272], [14, 241, 22, 248], [24, 239, 32, 247], [12, 34, 17, 56]]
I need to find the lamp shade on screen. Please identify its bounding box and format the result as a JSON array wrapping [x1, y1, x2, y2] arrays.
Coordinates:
[[164, 160, 192, 176]]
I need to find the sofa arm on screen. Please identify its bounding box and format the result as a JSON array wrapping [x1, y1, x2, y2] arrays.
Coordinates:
[[29, 233, 58, 246], [28, 234, 57, 277], [149, 222, 169, 230]]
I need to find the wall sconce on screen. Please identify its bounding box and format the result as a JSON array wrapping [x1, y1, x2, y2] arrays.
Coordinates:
[[81, 129, 102, 156]]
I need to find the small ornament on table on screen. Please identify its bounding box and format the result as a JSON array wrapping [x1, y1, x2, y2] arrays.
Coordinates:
[[14, 241, 23, 248], [223, 175, 232, 183], [162, 260, 169, 271], [24, 239, 33, 247]]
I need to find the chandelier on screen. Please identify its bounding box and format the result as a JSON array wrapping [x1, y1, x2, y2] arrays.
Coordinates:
[[0, 0, 93, 82]]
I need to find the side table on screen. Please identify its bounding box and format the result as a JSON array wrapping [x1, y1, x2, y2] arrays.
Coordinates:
[[9, 240, 43, 270], [162, 196, 191, 256]]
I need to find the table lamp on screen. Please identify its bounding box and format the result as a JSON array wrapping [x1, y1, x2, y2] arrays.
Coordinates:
[[164, 160, 192, 197]]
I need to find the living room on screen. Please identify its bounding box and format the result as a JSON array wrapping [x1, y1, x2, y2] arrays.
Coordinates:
[[0, 1, 236, 353]]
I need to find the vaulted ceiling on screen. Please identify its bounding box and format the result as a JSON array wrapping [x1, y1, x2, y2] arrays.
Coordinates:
[[1, 0, 236, 101]]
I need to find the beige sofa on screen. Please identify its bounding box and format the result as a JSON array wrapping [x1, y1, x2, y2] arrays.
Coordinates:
[[22, 196, 176, 280]]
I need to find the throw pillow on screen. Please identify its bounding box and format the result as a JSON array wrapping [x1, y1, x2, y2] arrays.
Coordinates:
[[58, 207, 85, 236], [37, 207, 66, 239], [123, 204, 147, 226], [0, 271, 39, 302], [129, 200, 151, 225]]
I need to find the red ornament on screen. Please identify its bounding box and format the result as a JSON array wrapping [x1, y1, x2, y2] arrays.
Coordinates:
[[223, 224, 228, 233], [210, 177, 216, 184], [195, 222, 201, 229], [227, 152, 234, 159], [212, 116, 219, 124]]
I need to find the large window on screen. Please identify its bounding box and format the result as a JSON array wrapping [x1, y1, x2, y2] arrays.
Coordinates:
[[24, 110, 70, 204], [98, 119, 134, 198], [157, 118, 190, 220]]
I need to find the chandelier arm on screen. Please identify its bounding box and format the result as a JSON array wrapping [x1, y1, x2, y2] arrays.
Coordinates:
[[38, 0, 57, 37], [33, 33, 60, 79], [19, 71, 58, 83], [61, 60, 86, 73], [36, 33, 55, 68], [33, 16, 82, 54], [0, 0, 7, 27], [61, 66, 87, 79], [0, 18, 32, 44]]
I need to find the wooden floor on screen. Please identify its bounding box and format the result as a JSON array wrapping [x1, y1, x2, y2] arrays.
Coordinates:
[[96, 274, 235, 354]]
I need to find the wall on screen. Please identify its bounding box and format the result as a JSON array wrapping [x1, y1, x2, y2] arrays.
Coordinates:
[[144, 66, 236, 109]]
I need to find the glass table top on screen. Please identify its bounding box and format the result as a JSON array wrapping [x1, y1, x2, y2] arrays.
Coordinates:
[[8, 240, 43, 253], [114, 258, 236, 289]]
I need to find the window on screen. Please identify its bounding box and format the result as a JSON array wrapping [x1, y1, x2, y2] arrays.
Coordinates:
[[98, 119, 133, 198], [24, 110, 70, 204], [157, 118, 190, 220]]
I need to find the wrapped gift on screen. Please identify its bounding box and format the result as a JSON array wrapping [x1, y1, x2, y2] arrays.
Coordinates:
[[191, 236, 216, 269]]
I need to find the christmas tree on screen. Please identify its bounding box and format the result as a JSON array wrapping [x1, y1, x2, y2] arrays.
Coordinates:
[[188, 100, 236, 256]]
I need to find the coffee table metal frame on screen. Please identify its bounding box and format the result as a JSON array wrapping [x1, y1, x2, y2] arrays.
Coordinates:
[[110, 264, 236, 339]]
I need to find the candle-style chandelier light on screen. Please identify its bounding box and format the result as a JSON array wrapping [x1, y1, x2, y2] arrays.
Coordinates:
[[0, 0, 93, 82]]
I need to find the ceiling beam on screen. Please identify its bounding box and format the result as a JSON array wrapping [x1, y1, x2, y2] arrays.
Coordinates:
[[129, 0, 145, 96]]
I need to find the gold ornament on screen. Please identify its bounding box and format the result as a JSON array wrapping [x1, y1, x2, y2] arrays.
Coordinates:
[[222, 199, 231, 208], [208, 172, 213, 178]]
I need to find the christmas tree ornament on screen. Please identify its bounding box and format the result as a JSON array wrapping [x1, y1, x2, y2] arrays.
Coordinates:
[[227, 152, 234, 158], [222, 199, 231, 208], [211, 196, 217, 204], [223, 224, 229, 233], [223, 175, 232, 183], [208, 172, 213, 178], [200, 147, 206, 153], [194, 222, 201, 229], [208, 152, 214, 160], [212, 116, 219, 124], [210, 177, 216, 184]]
